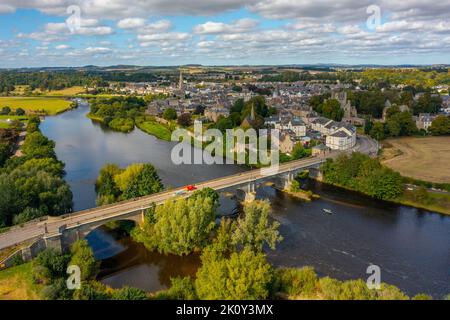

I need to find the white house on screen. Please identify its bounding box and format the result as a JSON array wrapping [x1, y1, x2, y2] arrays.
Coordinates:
[[275, 117, 306, 137], [325, 125, 357, 150]]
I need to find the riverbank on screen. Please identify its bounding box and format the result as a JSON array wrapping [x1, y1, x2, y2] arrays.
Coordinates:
[[317, 180, 450, 216], [135, 119, 172, 141], [0, 262, 41, 299], [283, 188, 320, 201]]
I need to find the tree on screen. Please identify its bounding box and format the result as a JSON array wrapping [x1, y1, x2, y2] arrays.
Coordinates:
[[111, 287, 148, 300], [321, 99, 343, 121], [69, 240, 99, 281], [177, 113, 192, 127], [96, 163, 163, 204], [0, 106, 11, 115], [22, 131, 56, 159], [414, 93, 442, 115], [369, 122, 385, 140], [163, 108, 177, 120], [291, 143, 309, 159], [195, 246, 273, 300], [32, 248, 70, 283], [157, 277, 197, 300], [193, 105, 205, 115], [132, 193, 217, 255], [15, 108, 25, 116], [429, 115, 450, 136], [231, 200, 283, 252], [273, 267, 318, 297], [73, 281, 110, 300]]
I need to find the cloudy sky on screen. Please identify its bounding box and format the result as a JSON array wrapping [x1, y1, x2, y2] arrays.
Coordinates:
[[0, 0, 449, 67]]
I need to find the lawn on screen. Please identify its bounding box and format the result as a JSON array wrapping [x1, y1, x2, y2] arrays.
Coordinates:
[[0, 115, 28, 128], [0, 97, 72, 115], [136, 120, 172, 141], [0, 263, 42, 300], [381, 136, 450, 183]]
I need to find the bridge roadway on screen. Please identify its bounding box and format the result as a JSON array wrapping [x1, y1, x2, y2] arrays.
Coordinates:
[[0, 156, 328, 251]]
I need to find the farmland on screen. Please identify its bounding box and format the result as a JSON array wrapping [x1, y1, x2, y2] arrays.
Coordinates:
[[381, 136, 450, 183], [0, 97, 72, 115]]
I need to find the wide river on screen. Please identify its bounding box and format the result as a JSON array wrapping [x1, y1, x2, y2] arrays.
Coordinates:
[[41, 103, 450, 298]]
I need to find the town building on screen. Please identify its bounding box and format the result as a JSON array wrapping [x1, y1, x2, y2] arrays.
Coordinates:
[[416, 113, 436, 131]]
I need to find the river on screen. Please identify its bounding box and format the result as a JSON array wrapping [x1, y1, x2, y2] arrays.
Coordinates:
[[40, 103, 450, 298]]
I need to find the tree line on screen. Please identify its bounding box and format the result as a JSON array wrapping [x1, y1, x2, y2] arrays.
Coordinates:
[[0, 116, 72, 226]]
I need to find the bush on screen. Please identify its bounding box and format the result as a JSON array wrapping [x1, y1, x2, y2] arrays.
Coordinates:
[[73, 281, 111, 300], [41, 278, 73, 300], [112, 287, 148, 300], [273, 267, 318, 297], [155, 277, 197, 300], [32, 248, 70, 283], [69, 240, 99, 281], [318, 277, 343, 300], [412, 293, 433, 300]]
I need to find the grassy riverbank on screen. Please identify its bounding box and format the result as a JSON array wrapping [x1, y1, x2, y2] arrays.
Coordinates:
[[319, 180, 450, 216], [0, 263, 41, 300], [136, 119, 172, 141]]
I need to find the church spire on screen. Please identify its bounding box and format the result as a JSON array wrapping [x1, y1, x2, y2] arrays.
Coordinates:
[[250, 102, 255, 121], [179, 69, 183, 90]]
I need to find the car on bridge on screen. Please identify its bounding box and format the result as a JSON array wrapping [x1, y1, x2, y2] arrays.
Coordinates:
[[185, 185, 197, 191]]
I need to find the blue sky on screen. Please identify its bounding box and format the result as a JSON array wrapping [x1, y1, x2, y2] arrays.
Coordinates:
[[0, 1, 449, 67]]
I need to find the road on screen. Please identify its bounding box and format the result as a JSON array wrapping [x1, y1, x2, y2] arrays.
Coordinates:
[[0, 155, 330, 251]]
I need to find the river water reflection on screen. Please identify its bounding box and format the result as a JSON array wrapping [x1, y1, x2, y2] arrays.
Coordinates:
[[41, 104, 450, 298]]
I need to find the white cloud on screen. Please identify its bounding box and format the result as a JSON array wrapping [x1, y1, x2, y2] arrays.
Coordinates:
[[85, 47, 112, 54], [55, 44, 70, 50], [117, 18, 146, 29], [194, 18, 258, 34]]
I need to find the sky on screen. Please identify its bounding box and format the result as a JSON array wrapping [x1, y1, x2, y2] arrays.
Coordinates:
[[0, 0, 449, 67]]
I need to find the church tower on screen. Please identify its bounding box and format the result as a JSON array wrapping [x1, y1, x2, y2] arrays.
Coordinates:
[[178, 70, 184, 90]]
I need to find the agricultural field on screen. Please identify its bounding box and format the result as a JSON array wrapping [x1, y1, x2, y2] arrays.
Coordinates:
[[0, 97, 72, 115], [381, 136, 450, 183], [42, 86, 85, 96]]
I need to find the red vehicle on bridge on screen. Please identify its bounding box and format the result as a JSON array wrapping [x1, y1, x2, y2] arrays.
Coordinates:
[[185, 185, 197, 191]]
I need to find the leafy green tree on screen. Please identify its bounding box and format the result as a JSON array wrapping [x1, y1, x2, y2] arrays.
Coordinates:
[[15, 108, 25, 116], [73, 281, 110, 300], [231, 200, 283, 252], [32, 248, 70, 283], [322, 99, 344, 121], [412, 294, 433, 300], [111, 287, 148, 300], [195, 247, 273, 300], [0, 106, 11, 115], [414, 93, 442, 115], [22, 131, 56, 159], [96, 163, 163, 204], [156, 277, 197, 300], [321, 153, 403, 200], [369, 122, 385, 140], [69, 240, 99, 281], [429, 115, 450, 136], [163, 108, 177, 120], [273, 267, 318, 297], [177, 113, 192, 127], [132, 194, 216, 255]]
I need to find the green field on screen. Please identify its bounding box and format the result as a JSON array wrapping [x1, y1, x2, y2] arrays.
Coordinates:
[[0, 263, 42, 300], [136, 120, 172, 141], [0, 115, 28, 128], [0, 97, 72, 115]]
